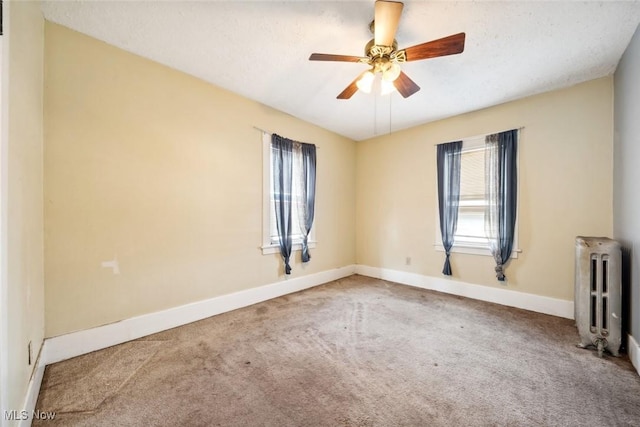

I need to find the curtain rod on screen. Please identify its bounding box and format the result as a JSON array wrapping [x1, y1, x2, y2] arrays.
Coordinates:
[[253, 125, 272, 135], [253, 126, 319, 148], [434, 126, 524, 146]]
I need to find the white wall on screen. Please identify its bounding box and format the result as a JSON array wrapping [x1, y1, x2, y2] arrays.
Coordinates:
[[614, 24, 640, 353], [1, 1, 45, 424]]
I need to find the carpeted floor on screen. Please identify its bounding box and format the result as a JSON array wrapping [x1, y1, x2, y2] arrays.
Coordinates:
[[35, 275, 640, 426]]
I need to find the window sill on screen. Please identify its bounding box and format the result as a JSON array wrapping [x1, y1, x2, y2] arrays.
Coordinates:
[[261, 241, 317, 255], [434, 243, 521, 259]]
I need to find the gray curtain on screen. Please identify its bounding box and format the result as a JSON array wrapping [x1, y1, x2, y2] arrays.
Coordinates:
[[298, 143, 316, 262], [485, 129, 518, 281], [272, 134, 294, 274], [437, 141, 463, 275]]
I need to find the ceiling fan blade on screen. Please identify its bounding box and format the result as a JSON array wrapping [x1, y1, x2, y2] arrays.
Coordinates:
[[393, 71, 420, 98], [374, 0, 404, 47], [337, 73, 367, 100], [401, 32, 466, 62], [309, 53, 367, 62]]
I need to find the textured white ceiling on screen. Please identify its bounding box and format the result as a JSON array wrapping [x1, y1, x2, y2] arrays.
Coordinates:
[[41, 1, 640, 141]]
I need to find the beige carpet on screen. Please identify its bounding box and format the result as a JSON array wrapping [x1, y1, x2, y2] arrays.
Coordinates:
[[35, 275, 640, 426]]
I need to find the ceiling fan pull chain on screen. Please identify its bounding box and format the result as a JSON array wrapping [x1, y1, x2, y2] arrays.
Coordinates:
[[374, 89, 378, 135], [389, 91, 392, 135]]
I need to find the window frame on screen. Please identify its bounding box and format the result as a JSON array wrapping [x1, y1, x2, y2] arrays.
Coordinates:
[[434, 135, 520, 258], [261, 133, 316, 255]]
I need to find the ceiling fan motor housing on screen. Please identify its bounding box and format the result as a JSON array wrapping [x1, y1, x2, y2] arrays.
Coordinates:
[[365, 39, 398, 58], [364, 39, 405, 74]]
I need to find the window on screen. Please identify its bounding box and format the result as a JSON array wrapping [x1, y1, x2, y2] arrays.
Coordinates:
[[456, 139, 489, 248], [262, 132, 316, 254], [436, 136, 519, 257]]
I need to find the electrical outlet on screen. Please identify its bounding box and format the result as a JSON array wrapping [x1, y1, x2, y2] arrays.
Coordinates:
[[406, 257, 411, 265], [28, 341, 32, 365]]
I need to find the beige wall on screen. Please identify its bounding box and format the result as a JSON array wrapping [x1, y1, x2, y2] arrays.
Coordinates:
[[356, 77, 613, 301], [44, 23, 356, 337], [43, 20, 614, 338], [3, 0, 45, 419]]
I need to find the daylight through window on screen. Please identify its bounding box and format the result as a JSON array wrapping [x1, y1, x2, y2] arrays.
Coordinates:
[[261, 132, 316, 255], [436, 135, 519, 257]]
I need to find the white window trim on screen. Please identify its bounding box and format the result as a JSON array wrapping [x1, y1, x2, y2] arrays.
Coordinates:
[[261, 132, 316, 255], [433, 237, 522, 258], [434, 135, 521, 259]]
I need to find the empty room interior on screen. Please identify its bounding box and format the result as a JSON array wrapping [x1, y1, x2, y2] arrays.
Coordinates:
[[3, 0, 640, 425]]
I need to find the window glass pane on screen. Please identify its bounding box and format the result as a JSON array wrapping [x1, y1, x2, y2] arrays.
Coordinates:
[[460, 148, 485, 198], [269, 147, 305, 244], [457, 208, 484, 238], [456, 146, 487, 245]]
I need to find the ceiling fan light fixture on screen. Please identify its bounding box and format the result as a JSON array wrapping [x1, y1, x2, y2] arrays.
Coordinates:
[[381, 79, 396, 95], [356, 70, 375, 93], [382, 61, 401, 82]]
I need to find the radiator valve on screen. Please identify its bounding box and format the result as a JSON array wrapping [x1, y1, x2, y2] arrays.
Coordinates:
[[594, 337, 607, 358]]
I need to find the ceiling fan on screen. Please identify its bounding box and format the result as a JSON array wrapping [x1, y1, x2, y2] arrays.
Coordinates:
[[309, 0, 466, 99]]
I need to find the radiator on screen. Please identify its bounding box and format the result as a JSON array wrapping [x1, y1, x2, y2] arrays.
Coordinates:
[[575, 237, 622, 357]]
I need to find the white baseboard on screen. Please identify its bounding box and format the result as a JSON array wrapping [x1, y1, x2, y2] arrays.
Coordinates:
[[42, 265, 356, 366], [355, 265, 574, 319], [18, 342, 46, 427], [629, 334, 640, 376]]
